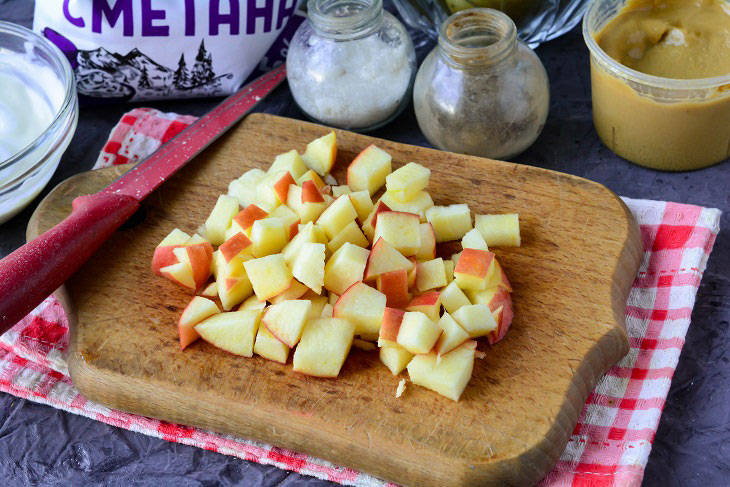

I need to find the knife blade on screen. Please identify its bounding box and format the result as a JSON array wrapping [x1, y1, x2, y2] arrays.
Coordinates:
[[0, 65, 287, 333]]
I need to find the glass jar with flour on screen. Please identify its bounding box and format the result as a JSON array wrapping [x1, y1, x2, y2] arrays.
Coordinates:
[[286, 0, 417, 131]]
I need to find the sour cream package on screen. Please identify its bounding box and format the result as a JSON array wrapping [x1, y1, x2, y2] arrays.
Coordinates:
[[34, 0, 304, 103]]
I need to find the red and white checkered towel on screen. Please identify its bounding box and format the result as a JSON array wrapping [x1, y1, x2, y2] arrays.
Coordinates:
[[0, 109, 722, 487]]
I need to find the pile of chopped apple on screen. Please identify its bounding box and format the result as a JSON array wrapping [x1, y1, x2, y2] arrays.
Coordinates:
[[151, 132, 520, 401]]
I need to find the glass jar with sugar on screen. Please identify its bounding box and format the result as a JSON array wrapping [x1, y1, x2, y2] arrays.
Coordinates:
[[286, 0, 417, 131]]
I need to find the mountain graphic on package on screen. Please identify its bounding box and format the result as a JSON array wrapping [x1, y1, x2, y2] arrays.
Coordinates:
[[42, 28, 232, 103]]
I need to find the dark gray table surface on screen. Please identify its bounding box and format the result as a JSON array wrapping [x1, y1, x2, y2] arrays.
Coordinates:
[[1, 1, 728, 485]]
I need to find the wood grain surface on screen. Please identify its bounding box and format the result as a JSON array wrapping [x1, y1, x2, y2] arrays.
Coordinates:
[[28, 113, 642, 486]]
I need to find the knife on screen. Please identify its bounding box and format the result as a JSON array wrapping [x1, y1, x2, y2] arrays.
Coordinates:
[[0, 64, 287, 333]]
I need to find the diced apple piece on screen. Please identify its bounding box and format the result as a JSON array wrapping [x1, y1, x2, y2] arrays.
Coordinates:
[[441, 281, 471, 314], [268, 204, 300, 240], [407, 342, 476, 401], [333, 282, 386, 338], [228, 168, 265, 207], [362, 201, 391, 242], [291, 242, 325, 294], [293, 317, 355, 377], [373, 211, 421, 256], [378, 307, 405, 347], [166, 245, 212, 291], [205, 195, 239, 245], [195, 310, 261, 357], [151, 228, 190, 275], [305, 291, 329, 318], [489, 297, 514, 345], [348, 190, 373, 222], [415, 258, 447, 292], [380, 190, 434, 222], [396, 311, 441, 354], [272, 171, 296, 204], [234, 204, 268, 234], [407, 257, 417, 289], [434, 312, 470, 355], [376, 269, 409, 309], [160, 260, 195, 289], [288, 185, 328, 224], [302, 131, 337, 175], [385, 162, 431, 202], [426, 204, 472, 243], [461, 228, 489, 251], [324, 242, 369, 295], [178, 296, 221, 350], [239, 295, 267, 311], [301, 180, 325, 203], [475, 213, 520, 247], [327, 221, 369, 253], [317, 195, 358, 239], [332, 185, 351, 197], [255, 171, 284, 210], [262, 299, 312, 347], [269, 149, 308, 179], [254, 325, 290, 364], [380, 345, 414, 375], [444, 260, 455, 284], [415, 223, 436, 261], [405, 292, 441, 321], [364, 238, 415, 280], [217, 272, 254, 311], [244, 254, 292, 301], [297, 169, 326, 189], [251, 218, 288, 257], [347, 144, 392, 195], [452, 304, 497, 338], [200, 281, 218, 297], [494, 259, 513, 292], [282, 221, 328, 265], [454, 248, 496, 291], [320, 303, 334, 317], [269, 279, 309, 304], [219, 232, 252, 262]]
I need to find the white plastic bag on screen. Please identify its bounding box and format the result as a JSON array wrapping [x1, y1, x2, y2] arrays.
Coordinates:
[[34, 0, 303, 103]]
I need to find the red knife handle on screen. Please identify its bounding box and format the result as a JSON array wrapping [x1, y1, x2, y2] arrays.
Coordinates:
[[0, 192, 140, 333]]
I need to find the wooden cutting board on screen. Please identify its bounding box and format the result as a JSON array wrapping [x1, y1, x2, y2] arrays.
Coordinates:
[[29, 113, 641, 487]]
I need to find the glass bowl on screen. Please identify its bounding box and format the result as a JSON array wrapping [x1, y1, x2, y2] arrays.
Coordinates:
[[0, 21, 78, 224], [392, 0, 589, 47]]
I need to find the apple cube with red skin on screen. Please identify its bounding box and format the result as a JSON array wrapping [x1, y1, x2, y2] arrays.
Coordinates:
[[364, 238, 414, 281], [362, 201, 392, 242], [494, 259, 513, 292], [178, 296, 220, 350], [272, 171, 296, 204], [317, 195, 358, 239], [461, 228, 489, 251], [160, 245, 212, 291], [454, 248, 496, 291], [452, 304, 497, 338], [297, 169, 327, 190], [407, 341, 476, 401], [217, 273, 254, 311], [385, 162, 431, 203], [489, 297, 514, 345], [234, 204, 268, 234], [269, 279, 309, 304], [377, 307, 405, 347], [301, 180, 325, 203], [287, 185, 327, 224], [373, 211, 421, 256], [475, 213, 520, 247], [205, 195, 239, 245], [348, 190, 373, 222], [425, 204, 472, 243], [243, 254, 292, 301], [291, 242, 325, 294], [347, 144, 392, 195], [434, 312, 470, 355], [195, 310, 261, 357], [333, 282, 386, 339], [302, 131, 337, 175], [376, 269, 409, 309], [268, 204, 300, 240], [263, 299, 312, 347], [292, 317, 355, 377], [269, 149, 308, 179], [327, 221, 369, 253], [415, 258, 447, 292], [405, 292, 441, 321], [396, 311, 442, 354], [440, 281, 470, 314], [415, 223, 436, 261], [254, 323, 290, 363], [228, 168, 265, 207], [219, 232, 252, 262], [324, 242, 369, 295], [380, 345, 414, 375], [152, 228, 190, 276]]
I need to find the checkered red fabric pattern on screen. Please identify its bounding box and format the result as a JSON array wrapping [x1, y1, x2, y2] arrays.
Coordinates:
[[0, 110, 721, 486]]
